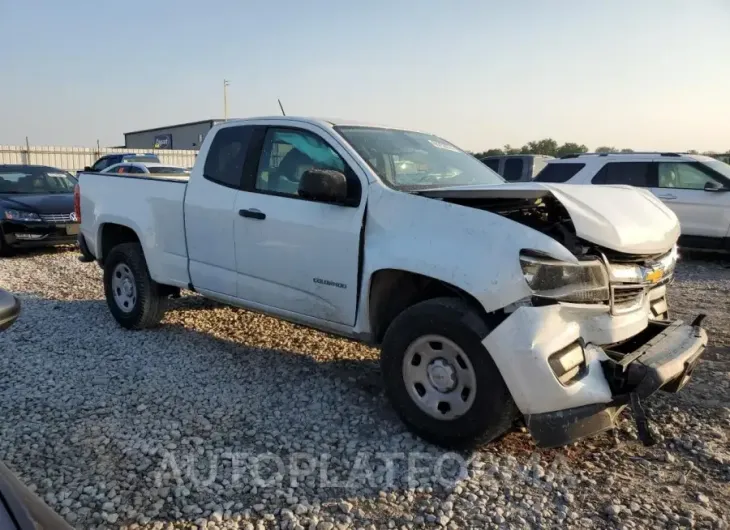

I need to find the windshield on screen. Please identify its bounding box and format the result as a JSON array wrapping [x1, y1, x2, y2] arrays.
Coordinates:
[[336, 126, 504, 190], [0, 166, 77, 194], [704, 159, 730, 180], [148, 166, 188, 174]]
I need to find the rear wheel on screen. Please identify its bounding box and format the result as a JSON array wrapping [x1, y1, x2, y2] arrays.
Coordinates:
[[380, 297, 517, 447], [103, 243, 167, 329]]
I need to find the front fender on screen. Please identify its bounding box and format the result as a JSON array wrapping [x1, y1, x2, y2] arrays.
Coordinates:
[[357, 185, 577, 331]]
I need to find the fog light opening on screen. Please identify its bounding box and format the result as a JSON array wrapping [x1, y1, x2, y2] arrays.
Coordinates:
[[549, 341, 587, 385]]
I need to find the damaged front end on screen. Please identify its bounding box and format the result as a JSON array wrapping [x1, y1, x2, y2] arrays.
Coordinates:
[[423, 184, 706, 447], [527, 316, 707, 448]]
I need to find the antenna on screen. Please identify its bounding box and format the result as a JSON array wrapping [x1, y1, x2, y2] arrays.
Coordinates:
[[278, 99, 286, 116]]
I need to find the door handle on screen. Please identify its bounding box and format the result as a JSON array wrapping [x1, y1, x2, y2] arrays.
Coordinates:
[[239, 208, 266, 220], [657, 194, 676, 200]]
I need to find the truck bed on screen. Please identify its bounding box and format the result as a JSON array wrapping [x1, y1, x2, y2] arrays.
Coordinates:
[[78, 172, 190, 288]]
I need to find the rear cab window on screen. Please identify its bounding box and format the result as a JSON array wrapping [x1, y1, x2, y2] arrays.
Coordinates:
[[482, 158, 501, 173], [203, 126, 253, 188], [503, 158, 524, 181], [534, 163, 585, 183]]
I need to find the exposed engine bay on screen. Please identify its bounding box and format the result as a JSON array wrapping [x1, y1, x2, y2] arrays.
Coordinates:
[[423, 190, 671, 265], [439, 194, 589, 255]]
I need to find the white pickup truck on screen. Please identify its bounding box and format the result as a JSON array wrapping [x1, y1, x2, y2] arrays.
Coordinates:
[[77, 117, 707, 448]]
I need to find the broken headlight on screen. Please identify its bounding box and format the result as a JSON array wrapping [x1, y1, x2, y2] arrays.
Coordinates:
[[519, 252, 609, 303]]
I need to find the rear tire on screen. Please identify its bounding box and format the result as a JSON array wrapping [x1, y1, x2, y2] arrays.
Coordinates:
[[380, 297, 517, 448], [103, 242, 167, 329]]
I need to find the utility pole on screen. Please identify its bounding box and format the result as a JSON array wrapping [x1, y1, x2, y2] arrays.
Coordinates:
[[223, 79, 230, 121]]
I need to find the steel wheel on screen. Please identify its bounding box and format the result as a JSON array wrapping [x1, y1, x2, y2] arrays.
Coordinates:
[[111, 263, 137, 313], [402, 334, 477, 420]]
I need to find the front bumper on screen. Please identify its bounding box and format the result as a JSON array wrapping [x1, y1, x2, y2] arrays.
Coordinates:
[[1, 220, 79, 248], [526, 319, 707, 447]]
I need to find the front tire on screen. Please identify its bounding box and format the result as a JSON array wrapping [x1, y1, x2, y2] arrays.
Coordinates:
[[103, 243, 167, 329], [380, 297, 517, 448]]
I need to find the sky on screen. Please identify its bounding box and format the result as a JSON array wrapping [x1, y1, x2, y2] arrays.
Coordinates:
[[1, 0, 729, 152]]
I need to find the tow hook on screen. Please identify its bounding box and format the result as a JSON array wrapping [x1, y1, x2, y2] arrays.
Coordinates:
[[630, 393, 657, 446]]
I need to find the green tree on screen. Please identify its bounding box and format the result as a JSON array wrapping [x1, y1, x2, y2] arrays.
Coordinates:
[[474, 148, 505, 158], [620, 148, 634, 153], [523, 138, 559, 156], [596, 146, 618, 153], [503, 144, 522, 155], [555, 142, 589, 158]]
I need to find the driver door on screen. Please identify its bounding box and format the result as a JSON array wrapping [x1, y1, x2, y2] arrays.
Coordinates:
[[233, 125, 367, 326], [649, 161, 730, 244]]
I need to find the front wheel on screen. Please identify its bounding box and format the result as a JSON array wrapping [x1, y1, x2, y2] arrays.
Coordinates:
[[380, 297, 517, 448], [103, 243, 167, 329]]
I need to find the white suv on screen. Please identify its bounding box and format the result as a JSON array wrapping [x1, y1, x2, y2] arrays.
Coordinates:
[[535, 153, 730, 251]]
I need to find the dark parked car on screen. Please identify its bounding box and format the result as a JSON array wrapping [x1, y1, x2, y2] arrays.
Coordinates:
[[0, 288, 74, 529], [82, 153, 160, 173], [0, 165, 80, 255], [479, 154, 554, 182]]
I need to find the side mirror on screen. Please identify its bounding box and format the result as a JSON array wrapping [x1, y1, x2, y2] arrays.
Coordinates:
[[83, 166, 92, 172], [298, 169, 349, 204], [704, 182, 727, 192]]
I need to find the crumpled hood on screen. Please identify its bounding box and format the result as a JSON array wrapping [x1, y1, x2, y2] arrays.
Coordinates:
[[417, 182, 679, 255]]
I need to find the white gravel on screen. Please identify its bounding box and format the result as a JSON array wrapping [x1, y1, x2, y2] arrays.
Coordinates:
[[0, 247, 728, 529]]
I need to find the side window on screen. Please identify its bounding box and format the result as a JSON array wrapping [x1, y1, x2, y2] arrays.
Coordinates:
[[534, 163, 585, 183], [255, 128, 346, 197], [126, 166, 145, 174], [592, 162, 650, 187], [503, 158, 524, 181], [483, 159, 501, 173], [203, 126, 252, 188], [658, 162, 722, 190], [92, 157, 110, 171]]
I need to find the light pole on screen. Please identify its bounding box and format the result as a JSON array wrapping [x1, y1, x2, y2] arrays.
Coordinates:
[[223, 79, 230, 121]]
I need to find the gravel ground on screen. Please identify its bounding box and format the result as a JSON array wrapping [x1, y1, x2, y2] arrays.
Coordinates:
[[0, 247, 728, 530]]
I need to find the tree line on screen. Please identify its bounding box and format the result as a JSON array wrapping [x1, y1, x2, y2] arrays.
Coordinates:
[[471, 138, 723, 159]]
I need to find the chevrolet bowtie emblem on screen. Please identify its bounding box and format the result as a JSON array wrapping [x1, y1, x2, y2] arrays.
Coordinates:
[[645, 268, 663, 283]]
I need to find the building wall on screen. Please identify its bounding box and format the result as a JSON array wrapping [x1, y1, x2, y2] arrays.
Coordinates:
[[0, 145, 198, 172], [125, 121, 220, 150]]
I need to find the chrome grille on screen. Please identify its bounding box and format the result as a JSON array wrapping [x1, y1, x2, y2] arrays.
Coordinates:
[[604, 246, 677, 315], [611, 285, 645, 314], [39, 213, 73, 223]]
